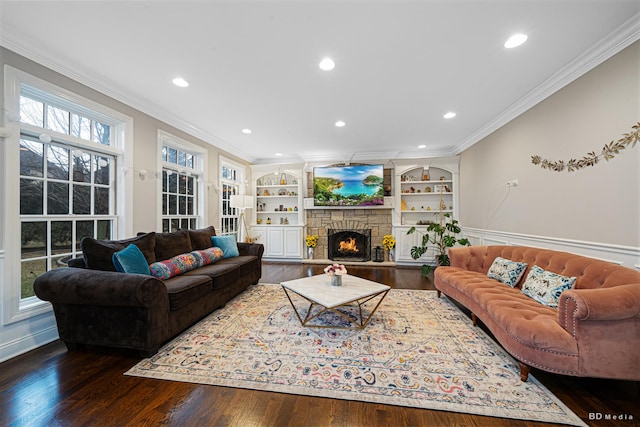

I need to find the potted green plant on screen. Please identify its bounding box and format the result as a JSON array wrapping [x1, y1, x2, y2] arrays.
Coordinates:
[[406, 213, 470, 277]]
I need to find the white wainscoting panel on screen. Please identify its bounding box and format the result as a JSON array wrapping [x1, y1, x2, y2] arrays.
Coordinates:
[[464, 228, 640, 269]]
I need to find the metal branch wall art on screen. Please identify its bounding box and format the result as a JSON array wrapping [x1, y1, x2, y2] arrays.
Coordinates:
[[531, 122, 640, 172]]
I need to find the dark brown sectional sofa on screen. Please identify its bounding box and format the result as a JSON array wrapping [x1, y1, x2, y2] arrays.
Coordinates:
[[34, 226, 264, 356]]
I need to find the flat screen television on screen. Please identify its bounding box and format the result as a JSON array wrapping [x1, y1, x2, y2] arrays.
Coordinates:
[[313, 164, 384, 207]]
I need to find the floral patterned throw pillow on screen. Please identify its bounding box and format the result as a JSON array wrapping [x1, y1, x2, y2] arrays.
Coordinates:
[[487, 257, 528, 287], [149, 253, 199, 280], [521, 265, 577, 308], [191, 247, 224, 267]]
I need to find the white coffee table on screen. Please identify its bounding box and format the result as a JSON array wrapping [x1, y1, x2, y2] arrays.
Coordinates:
[[280, 274, 390, 329]]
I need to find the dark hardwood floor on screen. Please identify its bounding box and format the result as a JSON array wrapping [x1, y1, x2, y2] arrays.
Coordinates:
[[0, 262, 637, 426]]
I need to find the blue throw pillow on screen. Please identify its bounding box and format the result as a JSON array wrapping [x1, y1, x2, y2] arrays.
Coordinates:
[[211, 235, 239, 258], [112, 244, 151, 275]]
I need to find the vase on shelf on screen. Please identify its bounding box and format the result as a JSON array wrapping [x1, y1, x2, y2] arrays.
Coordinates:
[[330, 275, 342, 286], [307, 246, 314, 259]]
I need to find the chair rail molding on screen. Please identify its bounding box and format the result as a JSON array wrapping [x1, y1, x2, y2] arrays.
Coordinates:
[[464, 227, 640, 270]]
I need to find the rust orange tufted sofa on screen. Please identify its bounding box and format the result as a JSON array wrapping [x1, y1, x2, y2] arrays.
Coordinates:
[[434, 245, 640, 382]]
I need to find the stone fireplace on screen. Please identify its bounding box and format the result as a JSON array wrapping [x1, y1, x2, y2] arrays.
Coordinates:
[[327, 224, 372, 262]]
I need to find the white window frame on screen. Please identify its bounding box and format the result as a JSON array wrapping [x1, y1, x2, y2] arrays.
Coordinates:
[[219, 156, 247, 237], [156, 130, 207, 232], [2, 65, 133, 325]]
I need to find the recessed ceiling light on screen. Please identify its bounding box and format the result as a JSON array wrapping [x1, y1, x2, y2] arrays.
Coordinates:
[[504, 33, 528, 49], [335, 120, 346, 127], [172, 77, 189, 87], [443, 112, 456, 119], [242, 128, 252, 134], [275, 152, 283, 157], [319, 57, 336, 71], [418, 144, 426, 149]]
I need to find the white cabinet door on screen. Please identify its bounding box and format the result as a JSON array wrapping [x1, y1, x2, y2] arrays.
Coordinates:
[[394, 226, 434, 263], [266, 227, 285, 257], [284, 227, 303, 259]]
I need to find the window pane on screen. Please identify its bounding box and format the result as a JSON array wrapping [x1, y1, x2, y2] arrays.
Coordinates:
[[20, 178, 43, 215], [47, 182, 69, 214], [180, 218, 190, 230], [187, 196, 194, 215], [72, 152, 91, 182], [21, 222, 47, 259], [162, 146, 167, 162], [76, 220, 94, 251], [168, 147, 177, 164], [73, 185, 91, 214], [47, 145, 70, 180], [190, 218, 196, 229], [179, 174, 187, 194], [21, 259, 45, 299], [179, 195, 186, 215], [178, 150, 186, 166], [162, 194, 167, 215], [94, 156, 110, 185], [94, 187, 109, 214], [169, 195, 177, 215], [47, 105, 70, 134], [171, 219, 179, 232], [20, 139, 44, 177], [168, 173, 177, 193], [187, 176, 194, 195], [70, 114, 91, 140], [162, 171, 168, 192], [92, 122, 111, 145], [51, 221, 72, 255], [162, 219, 170, 233], [20, 96, 44, 127], [96, 220, 111, 239]]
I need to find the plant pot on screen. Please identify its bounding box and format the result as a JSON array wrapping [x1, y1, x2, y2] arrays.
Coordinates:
[[330, 275, 342, 286]]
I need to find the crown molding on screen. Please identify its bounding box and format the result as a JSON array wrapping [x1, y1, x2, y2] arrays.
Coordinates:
[[452, 11, 640, 155], [0, 32, 256, 163]]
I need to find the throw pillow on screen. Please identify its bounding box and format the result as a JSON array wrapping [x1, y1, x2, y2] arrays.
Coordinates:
[[149, 253, 200, 280], [487, 257, 528, 287], [211, 235, 239, 258], [191, 247, 224, 267], [82, 232, 156, 271], [112, 244, 151, 275], [188, 226, 217, 251], [521, 265, 577, 308]]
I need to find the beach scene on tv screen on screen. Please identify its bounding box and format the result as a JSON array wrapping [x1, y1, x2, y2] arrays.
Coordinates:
[[313, 164, 384, 206]]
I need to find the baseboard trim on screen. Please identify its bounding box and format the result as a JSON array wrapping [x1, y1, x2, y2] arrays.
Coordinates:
[[0, 325, 59, 364]]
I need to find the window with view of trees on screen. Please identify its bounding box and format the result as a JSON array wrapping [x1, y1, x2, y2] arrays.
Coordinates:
[[160, 140, 203, 233], [220, 161, 242, 236], [17, 88, 118, 300]]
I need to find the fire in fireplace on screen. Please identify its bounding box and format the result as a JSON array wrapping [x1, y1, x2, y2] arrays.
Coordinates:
[[328, 228, 371, 262]]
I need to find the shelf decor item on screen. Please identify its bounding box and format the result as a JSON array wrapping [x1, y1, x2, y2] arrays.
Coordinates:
[[324, 263, 347, 286], [382, 234, 396, 262], [306, 234, 318, 259]]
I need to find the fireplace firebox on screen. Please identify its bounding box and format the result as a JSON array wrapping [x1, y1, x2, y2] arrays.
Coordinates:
[[327, 228, 372, 262]]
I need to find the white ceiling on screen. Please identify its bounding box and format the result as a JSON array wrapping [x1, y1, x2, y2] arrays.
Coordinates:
[[1, 1, 639, 165]]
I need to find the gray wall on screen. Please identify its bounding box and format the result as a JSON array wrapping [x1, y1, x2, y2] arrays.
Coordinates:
[[460, 41, 639, 247]]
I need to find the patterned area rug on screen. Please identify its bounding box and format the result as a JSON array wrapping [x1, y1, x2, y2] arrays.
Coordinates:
[[126, 284, 586, 426]]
